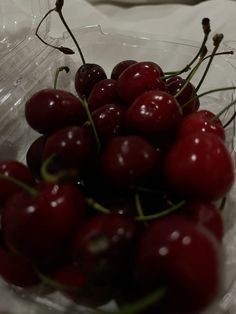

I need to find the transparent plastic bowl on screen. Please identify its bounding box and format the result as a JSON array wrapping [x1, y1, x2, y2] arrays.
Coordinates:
[[0, 25, 236, 314]]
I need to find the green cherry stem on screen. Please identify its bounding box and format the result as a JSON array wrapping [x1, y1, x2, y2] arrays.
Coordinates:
[[85, 197, 185, 221], [82, 96, 101, 151], [195, 33, 224, 93], [55, 1, 86, 65], [211, 98, 236, 123], [134, 193, 145, 218], [135, 200, 185, 222], [54, 66, 70, 89], [86, 198, 111, 214], [103, 287, 167, 314], [163, 17, 211, 77], [182, 86, 236, 109], [0, 174, 38, 197], [40, 154, 78, 183]]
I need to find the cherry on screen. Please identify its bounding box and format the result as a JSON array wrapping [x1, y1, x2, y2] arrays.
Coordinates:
[[72, 213, 136, 282], [101, 136, 160, 186], [91, 104, 126, 144], [0, 161, 35, 204], [74, 63, 107, 99], [166, 76, 200, 115], [117, 61, 166, 105], [26, 135, 47, 177], [125, 90, 183, 140], [178, 109, 225, 141], [181, 200, 224, 242], [2, 182, 85, 263], [111, 60, 137, 80], [25, 89, 86, 134], [53, 263, 113, 306], [164, 132, 234, 200], [42, 126, 95, 171], [88, 79, 122, 112], [135, 216, 220, 313], [0, 247, 40, 288]]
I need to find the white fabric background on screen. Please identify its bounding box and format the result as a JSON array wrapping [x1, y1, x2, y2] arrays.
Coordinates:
[[1, 0, 236, 313]]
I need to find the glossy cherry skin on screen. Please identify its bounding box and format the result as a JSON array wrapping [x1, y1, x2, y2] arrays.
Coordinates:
[[72, 213, 136, 281], [178, 109, 225, 141], [88, 79, 121, 112], [117, 61, 166, 105], [181, 200, 224, 242], [91, 103, 126, 144], [42, 126, 95, 170], [135, 216, 221, 313], [26, 135, 47, 177], [2, 183, 85, 263], [125, 90, 183, 140], [25, 89, 86, 134], [0, 161, 35, 204], [75, 63, 107, 98], [111, 60, 137, 80], [0, 247, 40, 288], [101, 136, 160, 186], [166, 76, 200, 115], [164, 132, 234, 200]]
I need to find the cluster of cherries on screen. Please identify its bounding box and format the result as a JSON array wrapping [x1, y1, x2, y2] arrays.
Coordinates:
[[0, 8, 235, 314]]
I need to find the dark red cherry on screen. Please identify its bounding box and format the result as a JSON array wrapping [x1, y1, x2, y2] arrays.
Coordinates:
[[72, 213, 136, 280], [2, 183, 85, 262], [125, 90, 183, 140], [101, 136, 160, 186], [0, 161, 35, 204], [181, 200, 224, 242], [178, 109, 225, 141], [111, 60, 137, 80], [164, 132, 234, 200], [117, 61, 165, 105], [0, 247, 40, 288], [135, 216, 220, 313], [42, 126, 95, 171], [88, 79, 121, 112], [91, 104, 126, 144], [26, 135, 47, 177], [75, 63, 107, 98], [167, 76, 200, 115], [53, 263, 113, 306], [25, 89, 86, 134]]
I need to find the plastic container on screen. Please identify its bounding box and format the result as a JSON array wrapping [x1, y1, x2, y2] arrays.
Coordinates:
[[1, 3, 236, 314]]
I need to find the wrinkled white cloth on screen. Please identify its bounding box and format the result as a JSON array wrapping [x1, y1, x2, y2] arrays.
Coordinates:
[[1, 0, 236, 313]]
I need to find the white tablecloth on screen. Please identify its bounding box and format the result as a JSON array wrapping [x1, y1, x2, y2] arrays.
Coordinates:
[[1, 0, 236, 313]]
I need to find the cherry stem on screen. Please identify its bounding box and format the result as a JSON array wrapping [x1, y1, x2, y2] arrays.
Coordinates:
[[174, 49, 206, 99], [40, 154, 78, 183], [219, 196, 227, 211], [86, 198, 110, 214], [35, 8, 74, 55], [0, 174, 38, 197], [135, 200, 185, 222], [129, 185, 166, 195], [134, 193, 145, 218], [164, 18, 211, 78], [81, 96, 101, 151], [182, 86, 236, 109], [85, 198, 185, 221], [223, 110, 236, 128], [54, 66, 70, 89], [105, 287, 167, 314], [211, 98, 236, 123], [195, 33, 224, 93], [55, 2, 86, 66]]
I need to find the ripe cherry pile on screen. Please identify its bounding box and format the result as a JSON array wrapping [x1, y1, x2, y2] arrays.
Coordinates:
[[0, 4, 235, 314]]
